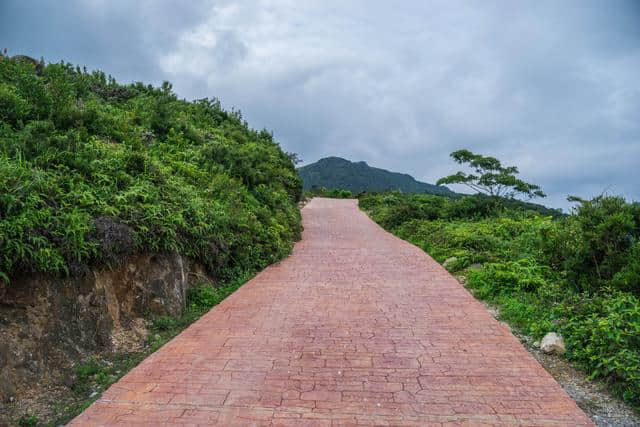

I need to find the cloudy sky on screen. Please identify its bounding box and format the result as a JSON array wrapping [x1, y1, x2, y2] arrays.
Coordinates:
[[2, 1, 639, 209]]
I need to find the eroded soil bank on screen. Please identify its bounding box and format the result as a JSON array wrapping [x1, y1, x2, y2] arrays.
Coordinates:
[[0, 252, 212, 424]]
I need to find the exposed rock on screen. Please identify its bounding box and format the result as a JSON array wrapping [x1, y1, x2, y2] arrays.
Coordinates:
[[0, 372, 16, 403], [62, 372, 76, 389], [0, 252, 212, 403], [468, 263, 483, 270], [540, 332, 566, 355], [0, 343, 8, 369], [443, 257, 458, 269]]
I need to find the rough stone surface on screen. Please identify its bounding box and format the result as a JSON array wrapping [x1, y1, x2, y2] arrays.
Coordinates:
[[0, 252, 210, 403], [71, 198, 593, 426], [0, 371, 16, 403], [540, 332, 567, 356]]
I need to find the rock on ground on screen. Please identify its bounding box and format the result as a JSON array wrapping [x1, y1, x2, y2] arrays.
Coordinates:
[[540, 332, 566, 355]]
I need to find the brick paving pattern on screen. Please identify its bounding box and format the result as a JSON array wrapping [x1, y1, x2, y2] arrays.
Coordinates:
[[72, 198, 593, 426]]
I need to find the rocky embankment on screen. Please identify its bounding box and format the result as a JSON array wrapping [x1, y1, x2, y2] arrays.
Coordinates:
[[0, 253, 212, 406]]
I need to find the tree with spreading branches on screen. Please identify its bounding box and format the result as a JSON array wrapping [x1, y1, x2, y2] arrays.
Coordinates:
[[437, 150, 546, 199]]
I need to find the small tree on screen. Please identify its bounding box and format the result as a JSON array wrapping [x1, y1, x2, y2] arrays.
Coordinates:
[[437, 150, 546, 199]]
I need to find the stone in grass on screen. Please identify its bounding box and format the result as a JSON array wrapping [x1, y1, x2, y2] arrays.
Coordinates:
[[540, 332, 566, 355]]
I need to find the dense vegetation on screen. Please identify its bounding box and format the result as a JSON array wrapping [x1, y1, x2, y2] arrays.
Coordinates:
[[0, 56, 302, 285], [360, 192, 640, 408], [303, 187, 354, 199], [298, 156, 453, 195]]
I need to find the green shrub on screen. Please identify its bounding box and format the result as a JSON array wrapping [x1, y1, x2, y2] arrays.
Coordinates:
[[0, 83, 30, 126], [465, 259, 559, 338], [359, 192, 561, 225], [445, 195, 501, 219], [557, 292, 640, 404], [187, 282, 225, 311], [539, 196, 640, 294], [151, 315, 180, 332], [303, 187, 353, 199], [467, 259, 554, 298], [0, 56, 302, 284], [18, 413, 38, 427], [612, 242, 640, 294]]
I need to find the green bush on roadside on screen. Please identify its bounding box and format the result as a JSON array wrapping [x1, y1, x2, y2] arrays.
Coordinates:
[[303, 188, 353, 199], [539, 196, 640, 294], [557, 291, 640, 404], [0, 57, 302, 284]]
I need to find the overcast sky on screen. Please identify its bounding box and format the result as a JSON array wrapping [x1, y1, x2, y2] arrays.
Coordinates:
[[2, 1, 639, 209]]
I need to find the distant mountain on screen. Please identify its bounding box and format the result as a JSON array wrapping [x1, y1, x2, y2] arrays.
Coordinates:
[[298, 157, 454, 195]]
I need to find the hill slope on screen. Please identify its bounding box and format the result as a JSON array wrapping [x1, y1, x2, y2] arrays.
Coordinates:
[[298, 156, 453, 195], [0, 55, 302, 284]]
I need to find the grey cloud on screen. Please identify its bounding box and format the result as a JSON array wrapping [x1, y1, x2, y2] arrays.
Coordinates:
[[1, 0, 638, 210], [1, 0, 209, 82]]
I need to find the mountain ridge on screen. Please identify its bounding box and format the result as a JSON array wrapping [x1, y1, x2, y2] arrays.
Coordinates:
[[297, 156, 454, 196]]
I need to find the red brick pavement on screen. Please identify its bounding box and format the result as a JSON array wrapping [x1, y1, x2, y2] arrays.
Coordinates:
[[71, 198, 593, 426]]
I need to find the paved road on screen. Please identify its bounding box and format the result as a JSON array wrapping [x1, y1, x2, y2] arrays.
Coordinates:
[[72, 198, 592, 426]]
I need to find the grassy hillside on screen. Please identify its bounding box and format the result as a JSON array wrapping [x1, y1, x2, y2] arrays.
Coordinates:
[[0, 55, 302, 285], [298, 156, 454, 195], [360, 192, 640, 408]]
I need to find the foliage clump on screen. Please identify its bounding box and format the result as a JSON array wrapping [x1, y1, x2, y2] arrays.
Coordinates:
[[0, 56, 302, 284], [360, 191, 640, 408], [303, 187, 354, 199]]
